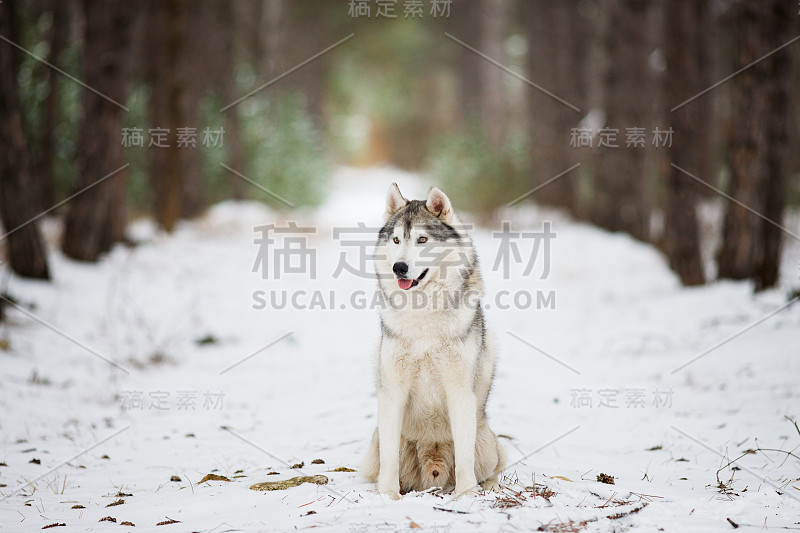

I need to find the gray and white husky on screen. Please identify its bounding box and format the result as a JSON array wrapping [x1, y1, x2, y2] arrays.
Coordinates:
[[361, 183, 506, 499]]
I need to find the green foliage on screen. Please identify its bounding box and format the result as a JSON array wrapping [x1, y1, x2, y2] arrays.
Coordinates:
[[426, 126, 531, 216], [327, 18, 447, 169], [239, 93, 329, 209]]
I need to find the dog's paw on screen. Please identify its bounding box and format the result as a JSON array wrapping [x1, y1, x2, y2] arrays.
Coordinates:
[[453, 486, 479, 499], [377, 480, 402, 501], [480, 478, 501, 492], [380, 490, 402, 501]]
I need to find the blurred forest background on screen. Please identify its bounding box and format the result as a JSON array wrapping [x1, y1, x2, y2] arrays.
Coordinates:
[[0, 0, 798, 290]]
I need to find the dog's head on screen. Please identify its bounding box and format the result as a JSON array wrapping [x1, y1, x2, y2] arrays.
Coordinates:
[[376, 184, 472, 292]]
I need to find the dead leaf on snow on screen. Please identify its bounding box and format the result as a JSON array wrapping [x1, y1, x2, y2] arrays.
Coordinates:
[[198, 474, 231, 484], [250, 475, 328, 491]]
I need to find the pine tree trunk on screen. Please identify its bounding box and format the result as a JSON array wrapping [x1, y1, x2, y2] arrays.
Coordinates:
[[717, 0, 795, 287], [591, 0, 652, 241], [479, 0, 509, 148], [451, 0, 482, 124], [262, 0, 288, 77], [691, 0, 715, 195], [159, 0, 188, 231], [61, 0, 133, 261], [663, 0, 705, 286], [0, 0, 51, 279], [220, 0, 245, 199], [525, 0, 583, 212], [754, 1, 795, 290], [33, 0, 68, 210]]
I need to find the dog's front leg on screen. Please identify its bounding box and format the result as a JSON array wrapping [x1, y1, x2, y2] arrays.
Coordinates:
[[446, 387, 479, 498], [376, 383, 407, 500]]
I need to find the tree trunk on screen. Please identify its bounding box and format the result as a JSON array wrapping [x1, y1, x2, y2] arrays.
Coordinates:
[[479, 0, 509, 148], [691, 0, 715, 195], [220, 0, 245, 199], [591, 0, 652, 241], [451, 0, 482, 124], [162, 0, 188, 231], [717, 0, 795, 288], [525, 0, 584, 212], [146, 0, 189, 232], [179, 1, 210, 219], [262, 0, 288, 77], [61, 0, 134, 261], [0, 0, 51, 279], [33, 0, 68, 210], [754, 1, 795, 290], [663, 0, 705, 286]]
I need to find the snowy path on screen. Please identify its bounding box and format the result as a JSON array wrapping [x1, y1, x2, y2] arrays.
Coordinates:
[[1, 168, 799, 532]]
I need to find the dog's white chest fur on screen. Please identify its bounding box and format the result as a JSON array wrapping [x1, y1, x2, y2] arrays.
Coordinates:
[[385, 342, 454, 439]]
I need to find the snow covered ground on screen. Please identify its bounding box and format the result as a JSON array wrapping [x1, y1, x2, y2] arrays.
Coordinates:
[[1, 167, 799, 532]]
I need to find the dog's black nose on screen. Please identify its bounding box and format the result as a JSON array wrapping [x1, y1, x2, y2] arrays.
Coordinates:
[[393, 261, 408, 277], [432, 470, 439, 478]]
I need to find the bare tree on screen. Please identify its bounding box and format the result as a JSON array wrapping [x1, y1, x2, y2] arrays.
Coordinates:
[[591, 0, 653, 241], [61, 0, 134, 261], [0, 0, 51, 278], [717, 0, 796, 289], [450, 0, 482, 124], [691, 0, 715, 194], [662, 0, 706, 286], [33, 0, 69, 210], [480, 0, 509, 147], [144, 0, 189, 232], [220, 0, 245, 199], [262, 0, 288, 77], [525, 0, 585, 212]]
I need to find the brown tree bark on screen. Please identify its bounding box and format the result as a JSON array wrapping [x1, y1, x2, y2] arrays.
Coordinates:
[[161, 0, 188, 231], [33, 0, 69, 210], [144, 0, 168, 225], [61, 0, 134, 261], [525, 0, 584, 212], [0, 0, 51, 279], [717, 0, 795, 289], [262, 0, 288, 78], [691, 0, 716, 195], [479, 0, 509, 148], [663, 0, 705, 286], [220, 0, 245, 199], [591, 0, 652, 241], [179, 1, 213, 219], [753, 1, 795, 290], [451, 0, 482, 124], [145, 0, 189, 232]]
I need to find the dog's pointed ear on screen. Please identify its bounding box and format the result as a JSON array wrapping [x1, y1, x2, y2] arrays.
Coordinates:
[[426, 186, 454, 223], [385, 183, 408, 221]]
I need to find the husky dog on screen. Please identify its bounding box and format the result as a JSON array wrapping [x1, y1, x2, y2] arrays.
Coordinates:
[[361, 184, 505, 499]]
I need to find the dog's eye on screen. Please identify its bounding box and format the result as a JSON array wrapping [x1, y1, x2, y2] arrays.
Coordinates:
[[417, 236, 428, 244], [393, 236, 400, 244]]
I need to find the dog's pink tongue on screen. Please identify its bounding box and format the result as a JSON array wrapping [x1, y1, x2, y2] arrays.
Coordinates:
[[398, 278, 414, 290]]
